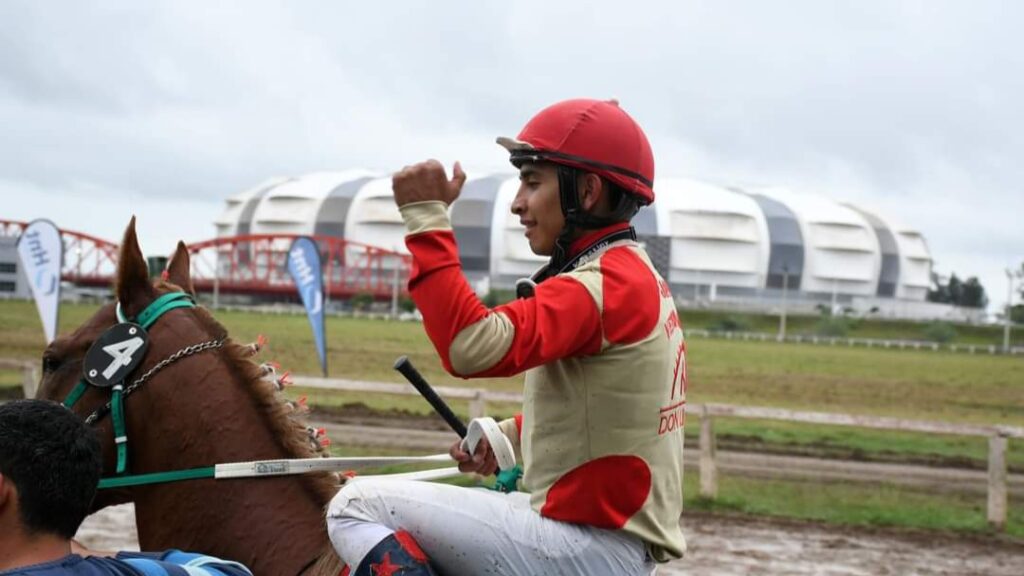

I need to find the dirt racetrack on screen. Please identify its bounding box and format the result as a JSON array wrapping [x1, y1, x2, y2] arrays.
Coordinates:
[[78, 504, 1023, 575]]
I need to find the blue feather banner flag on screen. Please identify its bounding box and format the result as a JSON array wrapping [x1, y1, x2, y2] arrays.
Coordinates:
[[287, 237, 327, 376]]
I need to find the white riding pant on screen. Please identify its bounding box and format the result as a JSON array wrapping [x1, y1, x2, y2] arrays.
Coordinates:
[[327, 478, 657, 576]]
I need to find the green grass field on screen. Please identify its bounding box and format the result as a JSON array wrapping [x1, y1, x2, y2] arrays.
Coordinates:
[[687, 473, 1024, 539], [3, 299, 1023, 536], [677, 308, 1024, 347], [3, 300, 1022, 465]]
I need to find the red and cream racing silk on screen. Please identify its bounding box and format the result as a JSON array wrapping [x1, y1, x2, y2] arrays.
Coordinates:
[[400, 201, 687, 562]]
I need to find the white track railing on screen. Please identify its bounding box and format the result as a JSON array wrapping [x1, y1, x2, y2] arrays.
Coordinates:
[[0, 358, 38, 399], [292, 375, 1023, 531], [2, 360, 1017, 530], [682, 328, 1024, 356]]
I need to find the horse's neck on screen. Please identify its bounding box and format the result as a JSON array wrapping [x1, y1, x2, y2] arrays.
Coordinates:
[[127, 334, 335, 575]]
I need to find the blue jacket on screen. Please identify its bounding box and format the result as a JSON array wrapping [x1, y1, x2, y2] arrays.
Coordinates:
[[0, 550, 252, 576]]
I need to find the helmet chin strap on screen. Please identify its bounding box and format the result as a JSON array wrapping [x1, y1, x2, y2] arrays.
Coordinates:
[[550, 165, 641, 272], [549, 165, 581, 274]]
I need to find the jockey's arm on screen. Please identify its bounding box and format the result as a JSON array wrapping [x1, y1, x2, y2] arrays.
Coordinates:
[[400, 201, 603, 379]]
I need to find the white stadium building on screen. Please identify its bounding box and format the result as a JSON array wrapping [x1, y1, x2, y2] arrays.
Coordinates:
[[216, 171, 939, 318]]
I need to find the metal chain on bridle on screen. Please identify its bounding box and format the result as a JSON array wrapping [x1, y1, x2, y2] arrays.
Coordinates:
[[84, 337, 225, 425], [61, 291, 223, 477], [65, 291, 463, 491]]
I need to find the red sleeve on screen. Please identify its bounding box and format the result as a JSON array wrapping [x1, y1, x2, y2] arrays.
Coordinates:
[[406, 230, 603, 378]]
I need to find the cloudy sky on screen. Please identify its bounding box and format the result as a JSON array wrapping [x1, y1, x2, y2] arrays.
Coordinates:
[[2, 1, 1021, 311]]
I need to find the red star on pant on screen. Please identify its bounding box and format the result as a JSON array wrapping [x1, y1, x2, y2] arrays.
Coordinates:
[[371, 552, 402, 576]]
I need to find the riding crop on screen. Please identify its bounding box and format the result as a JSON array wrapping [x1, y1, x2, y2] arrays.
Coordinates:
[[393, 356, 521, 492]]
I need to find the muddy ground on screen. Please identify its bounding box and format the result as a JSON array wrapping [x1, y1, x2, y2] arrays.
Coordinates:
[[78, 504, 1024, 575], [71, 406, 1024, 574]]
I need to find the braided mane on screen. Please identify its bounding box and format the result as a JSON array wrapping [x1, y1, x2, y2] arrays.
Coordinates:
[[184, 301, 344, 575]]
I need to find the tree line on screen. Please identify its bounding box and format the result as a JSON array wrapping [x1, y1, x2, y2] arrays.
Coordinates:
[[934, 262, 1024, 323], [926, 272, 988, 309]]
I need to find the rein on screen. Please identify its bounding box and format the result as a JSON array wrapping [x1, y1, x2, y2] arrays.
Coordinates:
[[97, 455, 461, 489], [61, 291, 460, 491]]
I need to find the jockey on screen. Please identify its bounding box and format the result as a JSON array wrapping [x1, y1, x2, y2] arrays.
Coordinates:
[[0, 400, 252, 576], [327, 98, 686, 575]]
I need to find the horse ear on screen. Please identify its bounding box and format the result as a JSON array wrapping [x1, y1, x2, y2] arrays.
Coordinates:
[[116, 217, 156, 319], [165, 241, 195, 296]]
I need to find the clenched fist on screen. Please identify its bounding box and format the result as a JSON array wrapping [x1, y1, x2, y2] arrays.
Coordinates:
[[392, 160, 467, 208]]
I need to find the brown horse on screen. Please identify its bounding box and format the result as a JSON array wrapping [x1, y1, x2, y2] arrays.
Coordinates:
[[36, 219, 343, 576]]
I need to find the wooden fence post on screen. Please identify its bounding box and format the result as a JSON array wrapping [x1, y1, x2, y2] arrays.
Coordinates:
[[21, 363, 39, 399], [699, 405, 718, 499], [469, 390, 486, 420], [988, 433, 1008, 530]]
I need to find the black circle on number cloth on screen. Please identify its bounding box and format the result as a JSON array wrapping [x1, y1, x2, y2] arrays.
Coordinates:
[[82, 323, 149, 388]]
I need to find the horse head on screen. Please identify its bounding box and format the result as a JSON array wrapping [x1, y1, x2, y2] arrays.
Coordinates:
[[36, 218, 342, 575], [37, 217, 200, 505]]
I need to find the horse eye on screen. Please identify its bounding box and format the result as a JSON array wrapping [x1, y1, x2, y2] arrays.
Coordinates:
[[42, 355, 62, 374]]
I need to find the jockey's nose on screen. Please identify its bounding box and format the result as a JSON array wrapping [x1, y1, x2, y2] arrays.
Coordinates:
[[510, 187, 527, 215]]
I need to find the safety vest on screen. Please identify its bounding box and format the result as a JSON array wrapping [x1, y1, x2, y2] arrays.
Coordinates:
[[402, 201, 686, 561]]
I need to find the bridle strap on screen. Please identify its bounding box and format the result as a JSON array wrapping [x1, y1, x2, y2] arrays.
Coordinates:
[[99, 465, 216, 489], [111, 384, 127, 473], [116, 292, 194, 327], [62, 380, 88, 409], [64, 291, 198, 477], [137, 292, 195, 329]]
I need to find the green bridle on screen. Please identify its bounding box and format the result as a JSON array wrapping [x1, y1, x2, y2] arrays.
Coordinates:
[[57, 293, 470, 492], [61, 292, 224, 487]]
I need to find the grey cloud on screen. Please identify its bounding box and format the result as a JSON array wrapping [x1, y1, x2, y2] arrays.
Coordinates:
[[1, 0, 1021, 307]]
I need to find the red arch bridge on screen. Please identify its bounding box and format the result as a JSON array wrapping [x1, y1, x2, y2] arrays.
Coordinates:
[[1, 220, 412, 300]]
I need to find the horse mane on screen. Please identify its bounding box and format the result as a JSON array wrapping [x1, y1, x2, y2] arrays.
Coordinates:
[[168, 291, 345, 575], [186, 304, 341, 504], [92, 231, 347, 575]]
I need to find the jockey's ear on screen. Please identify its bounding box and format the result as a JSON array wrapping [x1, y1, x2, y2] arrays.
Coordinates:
[[165, 241, 195, 297], [115, 216, 157, 320]]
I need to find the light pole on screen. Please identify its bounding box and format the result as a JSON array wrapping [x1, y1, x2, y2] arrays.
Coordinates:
[[831, 277, 839, 315], [695, 268, 702, 304], [391, 251, 401, 320], [1005, 268, 1014, 354], [778, 265, 789, 342], [323, 248, 332, 312], [213, 250, 220, 310]]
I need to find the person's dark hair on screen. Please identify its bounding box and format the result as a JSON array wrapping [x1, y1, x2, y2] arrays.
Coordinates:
[[603, 179, 642, 222], [0, 399, 101, 538]]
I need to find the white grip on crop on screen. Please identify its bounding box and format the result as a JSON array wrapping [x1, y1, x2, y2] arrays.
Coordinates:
[[461, 417, 516, 471]]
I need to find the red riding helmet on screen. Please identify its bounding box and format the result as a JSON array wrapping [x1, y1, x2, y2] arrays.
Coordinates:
[[497, 98, 655, 204]]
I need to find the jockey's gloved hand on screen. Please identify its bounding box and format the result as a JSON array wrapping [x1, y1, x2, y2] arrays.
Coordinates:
[[449, 435, 498, 476]]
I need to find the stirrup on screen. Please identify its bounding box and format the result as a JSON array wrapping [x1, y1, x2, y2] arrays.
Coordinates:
[[348, 530, 439, 575]]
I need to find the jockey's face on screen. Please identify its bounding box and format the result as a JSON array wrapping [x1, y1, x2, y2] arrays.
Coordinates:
[[511, 162, 564, 256]]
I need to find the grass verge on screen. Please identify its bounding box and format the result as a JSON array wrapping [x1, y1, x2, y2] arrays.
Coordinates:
[[686, 473, 1024, 539]]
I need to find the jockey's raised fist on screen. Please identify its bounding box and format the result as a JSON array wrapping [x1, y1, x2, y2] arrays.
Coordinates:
[[392, 160, 466, 208]]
